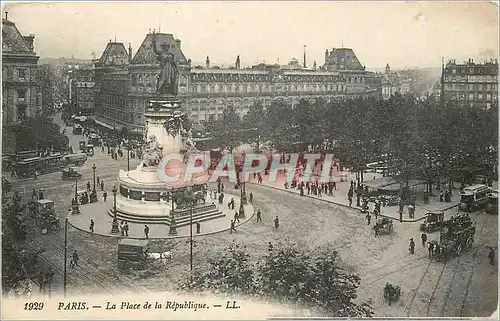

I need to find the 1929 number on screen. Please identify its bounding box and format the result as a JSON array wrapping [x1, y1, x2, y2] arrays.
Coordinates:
[[24, 302, 44, 311]]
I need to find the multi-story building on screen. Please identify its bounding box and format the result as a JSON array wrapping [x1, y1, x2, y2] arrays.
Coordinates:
[[93, 32, 382, 134], [70, 68, 95, 115], [2, 14, 41, 155], [442, 58, 498, 109], [93, 40, 132, 133]]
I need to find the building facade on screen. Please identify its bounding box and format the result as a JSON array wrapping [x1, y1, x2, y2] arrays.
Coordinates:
[[2, 15, 41, 155], [93, 33, 383, 133], [70, 68, 95, 115], [442, 58, 498, 109]]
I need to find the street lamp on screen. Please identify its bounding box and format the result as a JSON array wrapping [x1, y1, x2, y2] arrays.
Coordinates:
[[92, 164, 97, 192], [184, 187, 196, 283], [110, 186, 120, 234], [72, 178, 80, 215], [127, 145, 130, 172]]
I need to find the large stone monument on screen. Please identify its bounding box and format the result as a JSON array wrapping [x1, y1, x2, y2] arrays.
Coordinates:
[[109, 33, 224, 228]]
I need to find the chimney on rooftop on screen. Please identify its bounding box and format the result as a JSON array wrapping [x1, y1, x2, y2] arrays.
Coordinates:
[[128, 43, 133, 63], [206, 55, 210, 68]]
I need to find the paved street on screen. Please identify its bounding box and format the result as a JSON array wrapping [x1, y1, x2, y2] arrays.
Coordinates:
[[12, 168, 497, 316], [7, 122, 498, 316]]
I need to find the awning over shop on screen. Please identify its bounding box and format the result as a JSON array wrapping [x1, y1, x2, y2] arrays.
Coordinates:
[[94, 119, 114, 130]]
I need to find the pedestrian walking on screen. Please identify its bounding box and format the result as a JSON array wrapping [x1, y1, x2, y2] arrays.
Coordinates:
[[421, 233, 427, 247], [89, 219, 94, 233], [103, 191, 107, 202], [144, 225, 149, 239], [234, 211, 240, 223], [38, 189, 44, 200], [274, 216, 279, 229], [97, 176, 100, 185], [256, 209, 262, 222], [249, 192, 253, 203], [100, 181, 104, 191], [196, 221, 201, 234], [366, 213, 371, 225], [230, 220, 237, 234], [489, 247, 495, 266], [409, 238, 415, 255], [86, 181, 91, 191], [72, 250, 79, 267], [123, 222, 129, 236], [428, 242, 434, 259], [268, 242, 273, 252]]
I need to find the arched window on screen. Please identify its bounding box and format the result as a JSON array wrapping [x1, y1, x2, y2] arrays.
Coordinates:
[[138, 75, 144, 86]]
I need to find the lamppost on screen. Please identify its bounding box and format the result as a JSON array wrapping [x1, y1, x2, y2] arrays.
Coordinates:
[[63, 217, 68, 297], [72, 178, 80, 215], [127, 145, 130, 172], [92, 163, 97, 192], [110, 186, 120, 234], [184, 187, 196, 283]]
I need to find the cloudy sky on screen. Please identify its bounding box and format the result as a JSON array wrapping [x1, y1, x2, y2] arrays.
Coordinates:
[[3, 1, 499, 69]]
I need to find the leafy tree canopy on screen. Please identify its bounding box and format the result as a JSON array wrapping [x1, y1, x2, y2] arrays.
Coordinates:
[[179, 242, 373, 317]]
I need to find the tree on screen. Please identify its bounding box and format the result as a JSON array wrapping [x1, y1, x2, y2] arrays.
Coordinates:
[[2, 193, 29, 290], [14, 116, 69, 152], [179, 242, 373, 317], [205, 105, 242, 149]]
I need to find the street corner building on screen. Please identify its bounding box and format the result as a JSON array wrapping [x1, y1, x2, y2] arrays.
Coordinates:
[[88, 30, 384, 135], [2, 13, 41, 159]]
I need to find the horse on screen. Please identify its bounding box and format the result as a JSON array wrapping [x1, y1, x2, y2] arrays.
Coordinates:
[[147, 251, 173, 262]]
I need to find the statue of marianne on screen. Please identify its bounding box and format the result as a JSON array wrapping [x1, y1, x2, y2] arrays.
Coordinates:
[[151, 34, 179, 96]]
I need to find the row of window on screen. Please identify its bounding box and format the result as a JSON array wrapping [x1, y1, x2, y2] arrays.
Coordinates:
[[444, 83, 498, 91], [448, 92, 498, 101], [191, 83, 349, 94], [2, 67, 28, 81]]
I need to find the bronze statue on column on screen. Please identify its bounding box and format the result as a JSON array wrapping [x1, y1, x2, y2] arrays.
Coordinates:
[[151, 34, 179, 96]]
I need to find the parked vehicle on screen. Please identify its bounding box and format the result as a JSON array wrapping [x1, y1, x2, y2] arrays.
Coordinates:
[[420, 211, 445, 232], [486, 190, 498, 214], [85, 145, 94, 156], [118, 239, 150, 270], [64, 153, 87, 166], [459, 184, 491, 211], [73, 124, 83, 135], [30, 199, 61, 232], [88, 134, 101, 146], [61, 167, 82, 180], [373, 217, 394, 235]]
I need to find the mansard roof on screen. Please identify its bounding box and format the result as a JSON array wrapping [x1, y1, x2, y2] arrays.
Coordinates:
[[96, 41, 129, 67], [2, 19, 35, 54], [131, 32, 188, 65], [324, 48, 364, 71]]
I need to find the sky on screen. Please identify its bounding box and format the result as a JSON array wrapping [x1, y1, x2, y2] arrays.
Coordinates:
[[2, 1, 499, 69]]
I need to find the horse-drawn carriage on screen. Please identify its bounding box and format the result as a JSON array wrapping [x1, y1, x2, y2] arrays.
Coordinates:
[[373, 217, 394, 235], [29, 199, 61, 232], [420, 211, 445, 233], [118, 239, 150, 270], [429, 213, 476, 261]]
